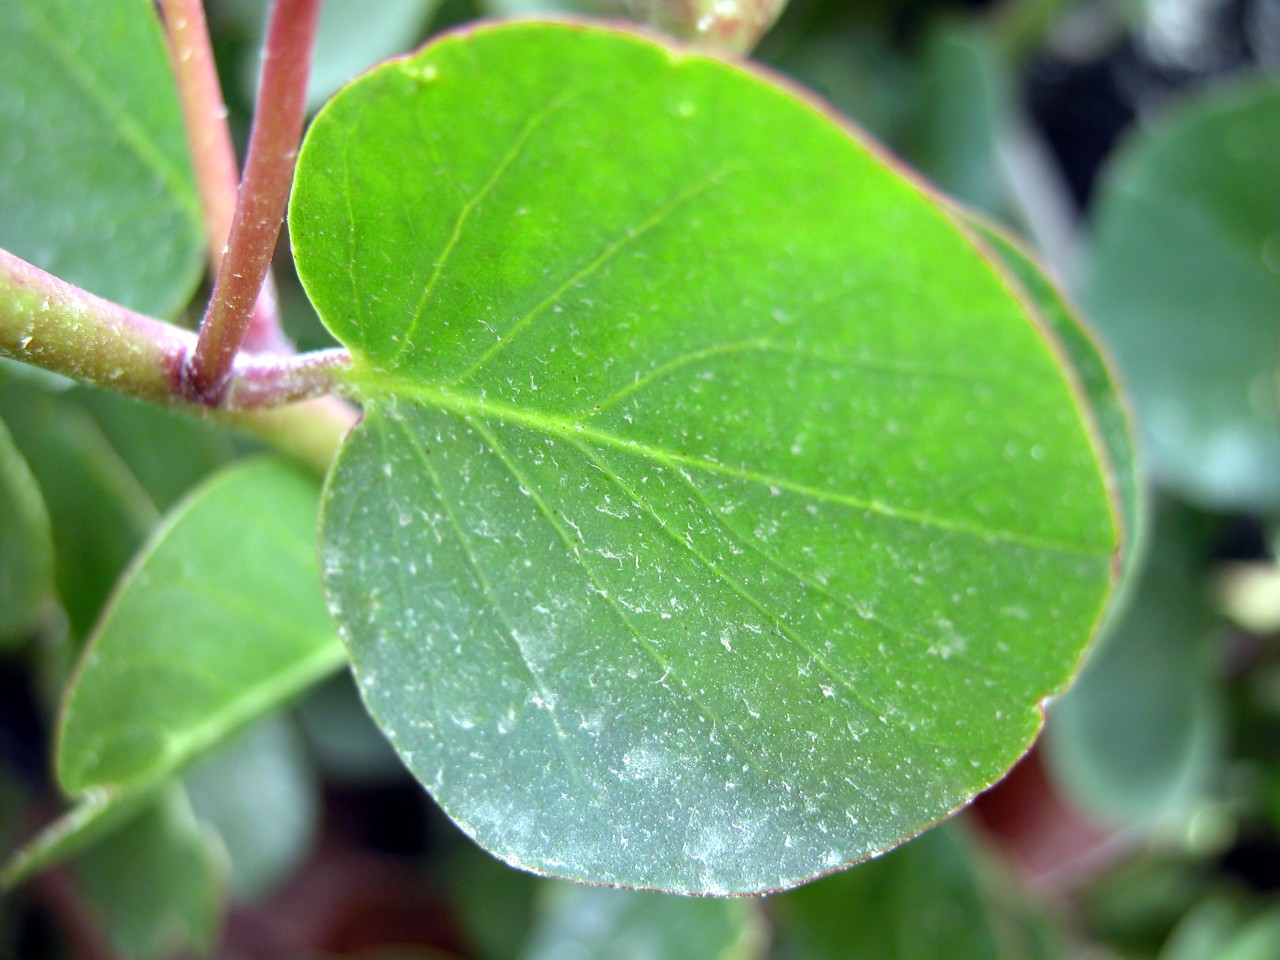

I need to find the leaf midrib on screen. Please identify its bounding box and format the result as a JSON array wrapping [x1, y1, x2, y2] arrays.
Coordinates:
[[350, 373, 1113, 559]]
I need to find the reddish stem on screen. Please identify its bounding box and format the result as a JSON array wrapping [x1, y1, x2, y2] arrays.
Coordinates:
[[186, 0, 319, 404], [1, 248, 350, 415], [159, 0, 287, 354], [158, 0, 238, 268], [228, 348, 353, 408]]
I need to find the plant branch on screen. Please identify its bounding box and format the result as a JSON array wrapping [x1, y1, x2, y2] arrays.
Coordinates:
[[0, 248, 356, 473], [0, 248, 188, 403], [186, 0, 319, 403], [228, 348, 352, 408], [158, 0, 286, 354]]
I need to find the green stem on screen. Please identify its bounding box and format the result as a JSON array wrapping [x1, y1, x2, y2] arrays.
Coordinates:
[[222, 396, 355, 478], [0, 248, 187, 403], [0, 248, 355, 473], [186, 0, 319, 402]]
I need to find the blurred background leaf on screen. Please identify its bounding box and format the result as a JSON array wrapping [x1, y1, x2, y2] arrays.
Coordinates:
[[1081, 79, 1280, 512], [213, 0, 442, 112], [184, 713, 320, 902], [770, 821, 1066, 959], [0, 0, 205, 318], [1045, 500, 1225, 830], [75, 783, 226, 960], [521, 885, 764, 960]]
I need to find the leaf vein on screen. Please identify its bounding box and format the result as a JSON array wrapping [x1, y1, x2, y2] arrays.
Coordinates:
[[389, 414, 593, 795], [470, 416, 792, 786], [449, 165, 737, 385], [392, 93, 579, 365], [359, 384, 1109, 559]]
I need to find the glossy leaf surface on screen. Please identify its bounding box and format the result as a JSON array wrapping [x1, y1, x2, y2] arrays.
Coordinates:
[[293, 21, 1119, 893], [1082, 78, 1280, 512], [523, 884, 763, 960], [0, 415, 55, 644], [57, 459, 344, 798], [0, 0, 204, 317]]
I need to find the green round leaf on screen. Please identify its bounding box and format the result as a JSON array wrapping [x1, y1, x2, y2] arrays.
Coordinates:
[[0, 0, 205, 318], [291, 21, 1120, 894], [1082, 78, 1280, 512]]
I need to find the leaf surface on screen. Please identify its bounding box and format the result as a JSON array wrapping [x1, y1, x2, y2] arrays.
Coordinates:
[[1082, 78, 1280, 512], [0, 0, 204, 317], [293, 21, 1120, 893]]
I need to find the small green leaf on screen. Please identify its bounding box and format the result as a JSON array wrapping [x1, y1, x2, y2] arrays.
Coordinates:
[[522, 884, 764, 960], [293, 21, 1120, 893], [57, 458, 345, 798], [0, 0, 204, 318], [0, 415, 55, 645], [1082, 78, 1280, 512], [76, 783, 226, 960], [185, 714, 319, 901]]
